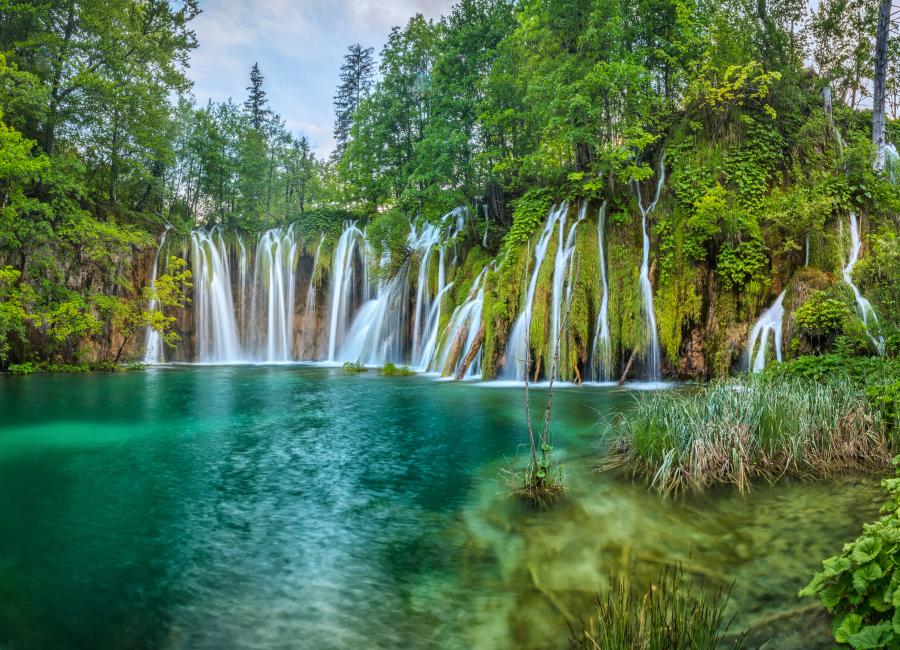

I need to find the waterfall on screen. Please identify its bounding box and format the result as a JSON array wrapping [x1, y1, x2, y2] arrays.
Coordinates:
[[411, 222, 444, 362], [482, 202, 489, 248], [885, 143, 898, 184], [236, 238, 249, 340], [804, 232, 810, 267], [251, 225, 299, 362], [591, 202, 612, 380], [746, 291, 785, 372], [301, 234, 325, 359], [843, 213, 885, 353], [502, 203, 568, 380], [336, 263, 411, 365], [327, 222, 367, 361], [191, 228, 242, 363], [630, 153, 665, 381], [143, 226, 172, 364], [434, 268, 487, 377], [548, 201, 586, 380]]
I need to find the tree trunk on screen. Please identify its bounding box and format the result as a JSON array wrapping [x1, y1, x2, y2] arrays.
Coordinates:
[[873, 0, 891, 170], [441, 325, 468, 377], [455, 323, 485, 381]]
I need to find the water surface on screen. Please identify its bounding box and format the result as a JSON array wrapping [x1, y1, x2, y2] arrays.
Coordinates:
[[0, 367, 880, 648]]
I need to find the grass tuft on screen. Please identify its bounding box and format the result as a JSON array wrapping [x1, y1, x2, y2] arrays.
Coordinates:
[[607, 375, 891, 494], [572, 565, 745, 649]]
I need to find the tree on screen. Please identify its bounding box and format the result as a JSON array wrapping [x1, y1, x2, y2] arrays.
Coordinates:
[[332, 44, 375, 160], [873, 0, 892, 170], [244, 62, 270, 130]]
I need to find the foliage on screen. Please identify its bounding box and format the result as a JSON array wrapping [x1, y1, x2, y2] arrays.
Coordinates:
[[573, 565, 744, 649], [7, 361, 142, 375], [380, 362, 415, 376], [801, 456, 900, 649], [0, 266, 35, 364], [342, 361, 368, 373], [793, 291, 854, 352], [610, 375, 891, 493]]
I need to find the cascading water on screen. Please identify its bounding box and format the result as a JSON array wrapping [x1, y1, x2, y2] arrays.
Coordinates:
[[250, 225, 299, 362], [746, 291, 785, 372], [143, 226, 172, 364], [411, 222, 445, 364], [327, 222, 367, 361], [502, 203, 568, 380], [191, 228, 242, 363], [591, 202, 612, 381], [337, 262, 410, 365], [434, 268, 487, 378], [547, 201, 586, 380], [843, 213, 885, 353], [630, 153, 665, 381]]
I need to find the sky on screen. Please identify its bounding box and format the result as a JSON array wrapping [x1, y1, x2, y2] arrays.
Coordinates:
[[189, 0, 456, 157]]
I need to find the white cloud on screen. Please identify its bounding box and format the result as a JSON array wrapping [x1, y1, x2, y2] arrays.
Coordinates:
[[189, 0, 455, 157]]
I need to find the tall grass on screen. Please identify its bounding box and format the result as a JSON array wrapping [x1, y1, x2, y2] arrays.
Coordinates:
[[572, 565, 744, 649], [609, 375, 891, 493]]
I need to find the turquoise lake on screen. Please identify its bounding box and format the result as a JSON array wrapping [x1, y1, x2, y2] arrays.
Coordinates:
[[0, 367, 882, 648]]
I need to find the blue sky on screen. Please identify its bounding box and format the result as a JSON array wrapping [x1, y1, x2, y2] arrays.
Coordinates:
[[189, 0, 456, 156]]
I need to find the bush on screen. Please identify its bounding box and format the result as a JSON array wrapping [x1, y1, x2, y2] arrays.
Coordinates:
[[793, 291, 853, 352], [342, 361, 368, 373], [573, 565, 744, 649], [380, 362, 414, 376], [800, 457, 900, 648], [609, 375, 890, 493]]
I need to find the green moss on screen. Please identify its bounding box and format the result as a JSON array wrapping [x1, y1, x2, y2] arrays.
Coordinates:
[[606, 207, 645, 365]]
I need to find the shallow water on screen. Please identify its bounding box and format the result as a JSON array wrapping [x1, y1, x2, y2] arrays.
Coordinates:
[[0, 367, 881, 649]]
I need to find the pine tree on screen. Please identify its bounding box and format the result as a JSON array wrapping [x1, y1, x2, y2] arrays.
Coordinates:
[[332, 44, 375, 159], [245, 62, 270, 130]]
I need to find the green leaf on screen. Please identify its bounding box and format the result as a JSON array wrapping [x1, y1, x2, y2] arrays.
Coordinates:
[[823, 556, 852, 578], [854, 562, 885, 592], [847, 621, 893, 649], [835, 613, 863, 643], [853, 538, 883, 565]]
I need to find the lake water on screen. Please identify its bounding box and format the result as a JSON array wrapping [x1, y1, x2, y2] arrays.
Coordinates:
[[0, 366, 881, 648]]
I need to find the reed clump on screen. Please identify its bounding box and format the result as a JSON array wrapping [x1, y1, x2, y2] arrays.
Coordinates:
[[608, 375, 891, 494], [572, 565, 744, 649]]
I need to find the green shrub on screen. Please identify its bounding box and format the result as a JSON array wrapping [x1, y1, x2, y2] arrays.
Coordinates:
[[342, 361, 368, 373], [793, 291, 853, 352], [380, 362, 414, 376], [800, 457, 900, 648]]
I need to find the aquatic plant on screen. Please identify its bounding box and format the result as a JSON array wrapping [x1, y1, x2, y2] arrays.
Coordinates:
[[609, 375, 890, 493], [800, 457, 900, 649], [380, 363, 415, 376], [342, 361, 368, 373], [572, 565, 744, 649]]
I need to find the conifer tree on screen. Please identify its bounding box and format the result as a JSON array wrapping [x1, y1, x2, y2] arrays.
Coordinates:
[[245, 62, 270, 130], [332, 44, 375, 159]]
